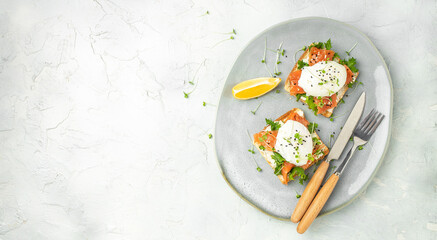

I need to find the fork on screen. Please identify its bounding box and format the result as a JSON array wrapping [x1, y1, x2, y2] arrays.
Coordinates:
[[296, 109, 385, 234]]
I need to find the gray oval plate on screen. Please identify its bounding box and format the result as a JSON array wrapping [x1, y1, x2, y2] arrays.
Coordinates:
[[214, 17, 392, 220]]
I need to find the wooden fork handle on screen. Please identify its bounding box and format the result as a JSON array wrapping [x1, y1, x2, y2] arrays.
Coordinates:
[[297, 173, 340, 234], [291, 160, 330, 223]]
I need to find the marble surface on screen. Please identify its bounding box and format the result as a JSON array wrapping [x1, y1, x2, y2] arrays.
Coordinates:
[[0, 0, 436, 239]]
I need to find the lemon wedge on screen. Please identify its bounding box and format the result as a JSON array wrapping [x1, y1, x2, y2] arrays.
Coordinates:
[[232, 77, 281, 100]]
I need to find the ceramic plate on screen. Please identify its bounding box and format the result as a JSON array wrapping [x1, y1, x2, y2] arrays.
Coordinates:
[[214, 17, 392, 220]]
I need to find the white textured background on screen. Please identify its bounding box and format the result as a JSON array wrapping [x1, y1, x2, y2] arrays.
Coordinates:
[[0, 0, 436, 239]]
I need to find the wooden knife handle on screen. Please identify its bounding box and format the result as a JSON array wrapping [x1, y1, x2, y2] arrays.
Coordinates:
[[291, 160, 330, 223], [297, 173, 340, 234]]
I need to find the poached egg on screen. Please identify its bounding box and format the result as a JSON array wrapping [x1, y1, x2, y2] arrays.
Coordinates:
[[298, 61, 347, 97], [275, 120, 313, 166]]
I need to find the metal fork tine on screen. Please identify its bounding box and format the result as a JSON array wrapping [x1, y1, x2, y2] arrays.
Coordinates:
[[368, 114, 385, 135], [361, 110, 378, 131], [353, 109, 385, 142], [358, 109, 375, 129], [364, 112, 381, 134]]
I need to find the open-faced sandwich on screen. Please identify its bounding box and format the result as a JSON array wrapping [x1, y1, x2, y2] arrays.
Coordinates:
[[253, 108, 329, 184], [285, 39, 359, 117]]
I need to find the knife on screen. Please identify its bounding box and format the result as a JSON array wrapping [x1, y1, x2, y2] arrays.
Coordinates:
[[290, 92, 366, 223]]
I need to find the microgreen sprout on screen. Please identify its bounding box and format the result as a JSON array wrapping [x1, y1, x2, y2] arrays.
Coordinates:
[[251, 102, 262, 115], [183, 60, 206, 98], [247, 129, 262, 172], [331, 165, 337, 173], [211, 29, 237, 48], [329, 134, 335, 148], [294, 46, 307, 63], [264, 63, 273, 77], [261, 38, 267, 63], [199, 10, 210, 17], [329, 112, 346, 122], [346, 42, 358, 56], [273, 41, 284, 75], [295, 191, 301, 198]]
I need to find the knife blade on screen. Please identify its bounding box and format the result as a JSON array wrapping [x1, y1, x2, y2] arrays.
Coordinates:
[[290, 92, 366, 223], [325, 92, 366, 161]]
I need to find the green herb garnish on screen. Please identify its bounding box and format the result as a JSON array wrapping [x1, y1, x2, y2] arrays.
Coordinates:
[[310, 42, 324, 51], [312, 137, 321, 146], [307, 153, 314, 162], [259, 145, 265, 150], [296, 93, 306, 101], [306, 96, 318, 115], [258, 133, 268, 142], [297, 60, 309, 69], [308, 122, 318, 133], [257, 167, 262, 172], [288, 167, 307, 185], [358, 145, 364, 150], [340, 57, 359, 73], [325, 38, 332, 50], [208, 134, 213, 139], [308, 39, 331, 51], [314, 149, 324, 158], [271, 152, 286, 175], [294, 133, 303, 144], [265, 118, 281, 131]]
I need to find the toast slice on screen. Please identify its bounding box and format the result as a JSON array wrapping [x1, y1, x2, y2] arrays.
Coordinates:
[[284, 42, 359, 117], [253, 108, 329, 184]]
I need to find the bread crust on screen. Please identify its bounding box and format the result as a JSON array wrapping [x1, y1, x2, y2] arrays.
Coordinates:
[[253, 108, 329, 184], [284, 45, 359, 117]]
